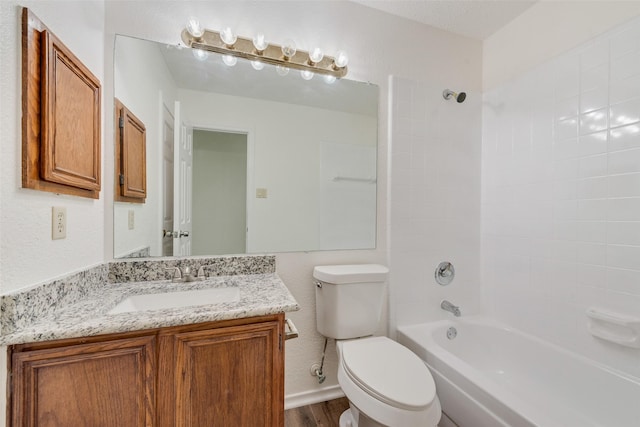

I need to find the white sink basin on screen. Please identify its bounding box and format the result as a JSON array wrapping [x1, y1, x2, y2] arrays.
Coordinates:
[[108, 287, 240, 315]]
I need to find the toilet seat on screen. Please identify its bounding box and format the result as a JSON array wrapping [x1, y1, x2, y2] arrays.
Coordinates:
[[340, 336, 436, 410]]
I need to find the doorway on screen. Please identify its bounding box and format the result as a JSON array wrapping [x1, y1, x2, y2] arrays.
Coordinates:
[[191, 129, 248, 255]]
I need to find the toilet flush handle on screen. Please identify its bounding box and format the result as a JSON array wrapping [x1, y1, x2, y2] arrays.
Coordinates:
[[314, 280, 323, 288]]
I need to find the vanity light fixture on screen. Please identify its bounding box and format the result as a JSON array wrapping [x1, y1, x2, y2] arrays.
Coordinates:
[[181, 22, 348, 78], [251, 60, 265, 71], [219, 27, 237, 47], [308, 47, 324, 65], [252, 33, 268, 54], [222, 54, 237, 67], [192, 48, 209, 61]]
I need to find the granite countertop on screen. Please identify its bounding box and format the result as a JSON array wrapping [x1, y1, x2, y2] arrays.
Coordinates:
[[1, 272, 299, 346]]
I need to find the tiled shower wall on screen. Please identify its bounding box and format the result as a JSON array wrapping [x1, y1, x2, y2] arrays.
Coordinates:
[[482, 17, 640, 378], [389, 76, 482, 330]]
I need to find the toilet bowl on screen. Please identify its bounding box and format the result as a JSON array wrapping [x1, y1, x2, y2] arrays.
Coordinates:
[[313, 264, 441, 427], [336, 336, 441, 427]]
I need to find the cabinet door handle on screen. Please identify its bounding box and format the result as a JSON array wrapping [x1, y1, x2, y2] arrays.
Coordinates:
[[284, 318, 299, 340]]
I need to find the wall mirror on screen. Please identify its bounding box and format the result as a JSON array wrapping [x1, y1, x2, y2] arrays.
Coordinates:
[[114, 35, 378, 258]]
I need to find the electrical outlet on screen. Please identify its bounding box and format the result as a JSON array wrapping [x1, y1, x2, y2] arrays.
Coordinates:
[[128, 210, 135, 230], [52, 207, 66, 240]]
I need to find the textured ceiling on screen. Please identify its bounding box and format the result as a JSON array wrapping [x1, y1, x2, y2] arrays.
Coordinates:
[[350, 0, 538, 40]]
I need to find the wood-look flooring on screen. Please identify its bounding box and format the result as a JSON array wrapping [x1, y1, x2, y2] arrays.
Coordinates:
[[285, 397, 350, 427]]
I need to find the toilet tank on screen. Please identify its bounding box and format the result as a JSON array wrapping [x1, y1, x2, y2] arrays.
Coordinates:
[[314, 264, 389, 340]]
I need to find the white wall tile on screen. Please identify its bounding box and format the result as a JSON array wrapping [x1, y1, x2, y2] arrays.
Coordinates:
[[610, 23, 640, 59], [578, 131, 608, 156], [609, 74, 640, 104], [606, 267, 640, 294], [609, 97, 640, 128], [608, 148, 640, 174], [579, 108, 608, 135], [580, 39, 610, 70], [609, 123, 640, 152], [577, 199, 608, 221], [578, 154, 607, 177], [608, 173, 640, 197], [482, 17, 640, 380], [610, 51, 640, 82], [607, 244, 640, 270], [607, 222, 640, 246], [576, 176, 608, 199], [580, 63, 608, 92], [580, 88, 609, 114], [607, 197, 640, 220]]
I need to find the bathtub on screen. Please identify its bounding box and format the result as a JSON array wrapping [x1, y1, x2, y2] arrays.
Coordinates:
[[397, 317, 640, 427]]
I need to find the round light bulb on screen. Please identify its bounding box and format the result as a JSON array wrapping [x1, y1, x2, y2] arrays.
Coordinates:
[[281, 39, 296, 59], [301, 70, 314, 80], [192, 49, 209, 61], [252, 33, 268, 53], [222, 55, 237, 67], [324, 75, 337, 84], [309, 47, 324, 64], [186, 18, 204, 38], [220, 27, 237, 46], [276, 65, 290, 76], [251, 60, 265, 71], [334, 50, 349, 68]]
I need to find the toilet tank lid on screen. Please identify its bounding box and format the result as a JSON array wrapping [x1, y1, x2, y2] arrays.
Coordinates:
[[313, 264, 389, 284]]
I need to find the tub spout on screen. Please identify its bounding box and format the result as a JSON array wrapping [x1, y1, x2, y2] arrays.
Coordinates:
[[441, 300, 461, 317]]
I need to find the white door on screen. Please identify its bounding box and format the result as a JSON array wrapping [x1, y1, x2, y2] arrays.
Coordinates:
[[162, 105, 174, 257], [173, 101, 193, 256]]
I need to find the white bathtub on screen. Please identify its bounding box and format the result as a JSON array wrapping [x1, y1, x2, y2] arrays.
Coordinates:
[[397, 317, 640, 427]]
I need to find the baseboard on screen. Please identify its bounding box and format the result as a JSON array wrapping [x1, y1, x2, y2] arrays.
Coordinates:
[[284, 385, 345, 410]]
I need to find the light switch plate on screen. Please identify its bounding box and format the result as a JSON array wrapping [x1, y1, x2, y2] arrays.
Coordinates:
[[256, 188, 268, 198]]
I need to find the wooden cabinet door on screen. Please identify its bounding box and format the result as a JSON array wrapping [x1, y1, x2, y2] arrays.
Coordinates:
[[10, 335, 156, 427], [158, 315, 284, 427]]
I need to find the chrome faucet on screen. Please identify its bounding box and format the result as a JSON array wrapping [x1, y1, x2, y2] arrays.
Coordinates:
[[441, 300, 461, 317], [165, 266, 206, 282]]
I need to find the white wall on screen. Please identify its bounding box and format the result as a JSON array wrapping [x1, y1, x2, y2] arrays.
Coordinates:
[[483, 0, 640, 90], [113, 36, 177, 258], [0, 1, 105, 293], [483, 15, 640, 378]]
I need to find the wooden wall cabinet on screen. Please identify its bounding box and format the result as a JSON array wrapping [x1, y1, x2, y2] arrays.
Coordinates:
[[115, 99, 147, 202], [22, 8, 101, 199], [9, 314, 285, 427]]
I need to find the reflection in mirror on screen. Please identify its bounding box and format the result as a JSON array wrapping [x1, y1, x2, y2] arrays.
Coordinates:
[[114, 35, 378, 258]]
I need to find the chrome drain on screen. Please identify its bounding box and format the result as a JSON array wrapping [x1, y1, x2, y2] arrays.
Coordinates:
[[446, 327, 457, 340]]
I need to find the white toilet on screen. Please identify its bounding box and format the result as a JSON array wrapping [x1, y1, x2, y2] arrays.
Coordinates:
[[314, 264, 441, 427]]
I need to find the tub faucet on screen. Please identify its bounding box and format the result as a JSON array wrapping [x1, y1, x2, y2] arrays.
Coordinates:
[[441, 300, 461, 317]]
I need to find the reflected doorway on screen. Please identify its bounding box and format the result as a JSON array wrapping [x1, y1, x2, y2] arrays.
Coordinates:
[[192, 129, 248, 255]]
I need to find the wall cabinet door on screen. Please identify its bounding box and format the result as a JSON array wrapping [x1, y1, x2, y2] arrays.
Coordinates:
[[158, 315, 284, 427], [10, 335, 156, 427]]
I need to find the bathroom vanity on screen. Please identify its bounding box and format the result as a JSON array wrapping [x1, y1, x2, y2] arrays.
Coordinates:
[[10, 314, 283, 426], [1, 256, 299, 426]]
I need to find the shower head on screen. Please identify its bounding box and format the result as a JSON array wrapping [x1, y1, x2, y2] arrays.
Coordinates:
[[443, 89, 466, 103]]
